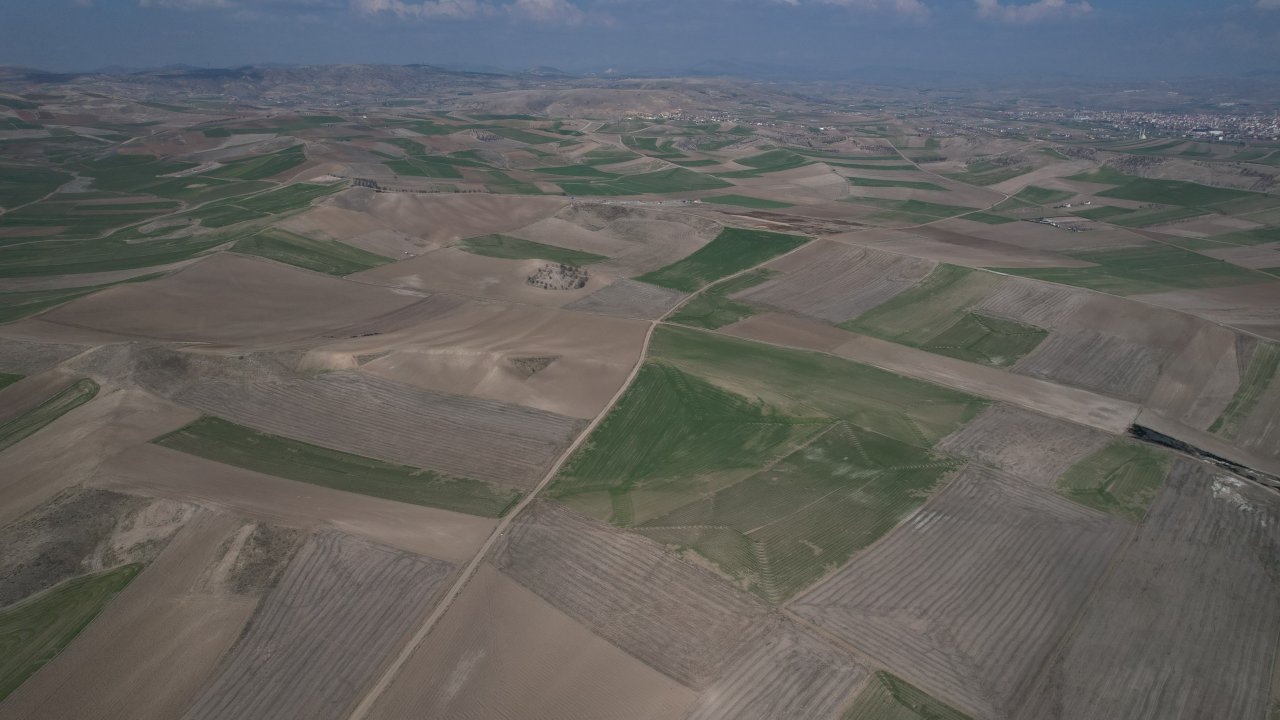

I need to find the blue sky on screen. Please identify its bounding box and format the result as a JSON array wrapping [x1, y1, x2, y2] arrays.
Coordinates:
[[2, 0, 1278, 79]]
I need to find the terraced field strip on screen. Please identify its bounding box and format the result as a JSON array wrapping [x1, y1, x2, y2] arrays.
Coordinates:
[[0, 377, 98, 453], [999, 245, 1274, 295], [1056, 439, 1172, 521], [456, 233, 608, 265], [637, 226, 811, 292], [1018, 462, 1280, 719], [0, 564, 142, 702], [842, 671, 975, 720], [232, 228, 393, 276], [154, 417, 522, 517], [183, 533, 453, 720], [1209, 341, 1280, 439], [1013, 329, 1170, 402]]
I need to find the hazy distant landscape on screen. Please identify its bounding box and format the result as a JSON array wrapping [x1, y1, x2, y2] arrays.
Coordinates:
[[1, 10, 1279, 716]]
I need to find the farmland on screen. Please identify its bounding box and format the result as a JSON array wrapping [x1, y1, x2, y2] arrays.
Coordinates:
[[232, 227, 393, 275], [456, 233, 608, 265], [155, 416, 522, 517], [1056, 440, 1172, 521], [637, 227, 810, 292], [843, 672, 975, 720], [666, 269, 774, 329], [1001, 245, 1274, 295], [0, 378, 98, 453]]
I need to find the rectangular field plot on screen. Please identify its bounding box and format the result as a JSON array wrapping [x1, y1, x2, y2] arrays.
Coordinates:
[[937, 405, 1110, 486], [1013, 329, 1170, 402], [365, 564, 697, 720], [1055, 440, 1172, 522], [1000, 245, 1274, 295], [791, 466, 1130, 719], [731, 241, 936, 324], [564, 278, 686, 320], [493, 501, 770, 688], [455, 233, 607, 265], [155, 417, 522, 517], [666, 269, 774, 329], [636, 423, 961, 602], [1209, 341, 1279, 441], [1017, 462, 1280, 720], [0, 563, 142, 702], [182, 532, 453, 720], [840, 265, 1048, 367], [636, 227, 810, 292], [683, 621, 866, 720], [231, 228, 393, 276], [173, 371, 583, 488], [842, 671, 975, 720]]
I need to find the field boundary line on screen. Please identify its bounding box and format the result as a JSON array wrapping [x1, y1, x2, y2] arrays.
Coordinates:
[[344, 318, 659, 720]]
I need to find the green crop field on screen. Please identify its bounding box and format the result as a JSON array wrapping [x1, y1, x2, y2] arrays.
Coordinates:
[[1214, 226, 1280, 246], [534, 165, 619, 178], [0, 285, 114, 324], [651, 325, 988, 447], [637, 227, 808, 292], [456, 234, 607, 265], [0, 379, 99, 452], [727, 149, 812, 174], [848, 176, 948, 191], [0, 227, 225, 278], [0, 373, 22, 390], [1056, 441, 1172, 522], [487, 127, 557, 144], [1097, 177, 1252, 206], [1014, 186, 1075, 205], [483, 171, 544, 195], [0, 564, 143, 702], [0, 198, 181, 240], [945, 161, 1029, 186], [1209, 342, 1280, 440], [188, 182, 343, 227], [155, 416, 522, 517], [1000, 245, 1272, 295], [550, 362, 830, 526], [232, 228, 393, 276], [562, 167, 732, 196], [842, 265, 1046, 367], [701, 194, 794, 209], [666, 269, 775, 329], [580, 148, 641, 166], [1072, 205, 1133, 221], [962, 211, 1017, 224], [842, 671, 975, 720], [830, 162, 920, 171], [203, 145, 306, 181], [0, 165, 70, 209], [73, 154, 197, 194], [637, 423, 960, 601]]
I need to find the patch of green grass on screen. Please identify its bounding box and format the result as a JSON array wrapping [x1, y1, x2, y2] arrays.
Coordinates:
[[842, 671, 975, 720], [962, 211, 1016, 224], [637, 227, 809, 292], [667, 269, 774, 329], [650, 325, 988, 448], [945, 161, 1029, 186], [671, 159, 720, 167], [848, 176, 947, 191], [0, 199, 180, 240], [0, 373, 22, 390], [1214, 226, 1280, 246], [830, 162, 919, 171], [0, 563, 143, 702], [728, 149, 812, 174], [0, 165, 70, 209], [487, 127, 558, 145], [534, 165, 619, 178], [154, 416, 521, 517], [0, 378, 98, 453], [564, 167, 732, 196], [580, 148, 641, 166], [999, 245, 1273, 295], [188, 182, 343, 227], [456, 234, 606, 265], [0, 225, 225, 278], [1097, 177, 1252, 207], [1014, 185, 1075, 205], [701, 194, 794, 209], [550, 362, 830, 526], [1056, 441, 1171, 522], [74, 154, 198, 194], [483, 171, 545, 195], [203, 145, 306, 181], [1209, 342, 1280, 439], [842, 265, 1045, 367], [1071, 205, 1133, 221], [231, 228, 392, 276], [1066, 166, 1132, 185], [385, 157, 465, 179], [0, 284, 119, 324], [637, 423, 960, 601]]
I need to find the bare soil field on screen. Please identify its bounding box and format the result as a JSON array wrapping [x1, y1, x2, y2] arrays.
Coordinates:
[[0, 338, 85, 375], [173, 370, 583, 487], [1132, 283, 1280, 340], [975, 278, 1090, 329], [350, 247, 612, 307], [93, 444, 495, 562], [1013, 329, 1171, 402], [1202, 243, 1280, 270], [330, 189, 569, 245], [791, 466, 1131, 719], [937, 405, 1110, 485], [42, 253, 421, 346], [989, 160, 1096, 196], [0, 369, 77, 426], [346, 300, 648, 419], [183, 532, 454, 720], [683, 620, 866, 720], [278, 205, 429, 258], [732, 241, 936, 323], [1016, 461, 1280, 720], [493, 501, 770, 688], [1144, 323, 1241, 430], [840, 228, 1085, 268], [0, 512, 259, 720], [729, 164, 851, 202], [565, 278, 687, 319], [535, 204, 722, 277], [723, 313, 1140, 433], [967, 221, 1150, 253], [366, 563, 698, 720], [0, 387, 199, 526]]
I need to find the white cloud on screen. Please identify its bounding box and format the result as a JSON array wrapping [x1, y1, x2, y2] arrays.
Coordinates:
[[774, 0, 929, 18], [974, 0, 1091, 23], [352, 0, 588, 21]]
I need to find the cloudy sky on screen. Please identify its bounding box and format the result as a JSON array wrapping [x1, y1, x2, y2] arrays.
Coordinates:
[[2, 0, 1278, 79]]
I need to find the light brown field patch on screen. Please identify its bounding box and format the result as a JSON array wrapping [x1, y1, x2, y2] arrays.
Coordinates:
[[1145, 323, 1241, 430], [93, 444, 494, 562], [937, 405, 1110, 486], [989, 160, 1096, 195], [331, 189, 569, 245], [1130, 283, 1280, 341], [565, 278, 687, 319], [791, 466, 1131, 719], [1017, 461, 1280, 720], [1201, 242, 1280, 270], [1152, 214, 1263, 238], [723, 313, 1140, 433], [0, 368, 77, 426], [839, 227, 1088, 268], [41, 253, 420, 347], [367, 563, 698, 720], [0, 336, 85, 375], [278, 204, 428, 258], [526, 203, 723, 277], [966, 220, 1151, 253], [0, 512, 258, 720]]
